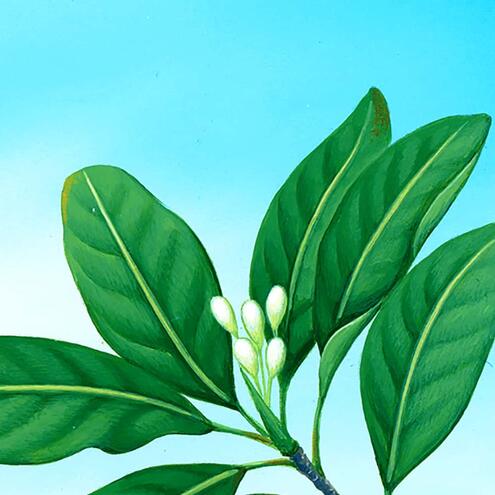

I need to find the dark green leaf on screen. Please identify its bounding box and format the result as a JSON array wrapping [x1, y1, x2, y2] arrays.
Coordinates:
[[0, 337, 212, 465], [412, 150, 481, 255], [250, 88, 391, 386], [92, 463, 246, 495], [361, 224, 495, 492], [315, 113, 491, 350], [62, 165, 236, 408]]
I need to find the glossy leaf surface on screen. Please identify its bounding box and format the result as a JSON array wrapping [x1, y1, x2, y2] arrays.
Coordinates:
[[0, 337, 211, 465], [315, 114, 491, 350], [92, 463, 246, 495], [250, 88, 391, 386], [62, 165, 236, 408], [361, 224, 495, 491]]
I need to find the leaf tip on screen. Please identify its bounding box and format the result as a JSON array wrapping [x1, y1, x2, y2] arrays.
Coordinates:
[[368, 87, 391, 138], [467, 112, 492, 145], [61, 172, 78, 224], [478, 112, 492, 130]]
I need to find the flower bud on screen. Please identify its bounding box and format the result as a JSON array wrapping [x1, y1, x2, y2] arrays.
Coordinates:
[[210, 296, 238, 338], [241, 299, 265, 350], [234, 338, 259, 378], [266, 337, 286, 378], [266, 285, 287, 334]]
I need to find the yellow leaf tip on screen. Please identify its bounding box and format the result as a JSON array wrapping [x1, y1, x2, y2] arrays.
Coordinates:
[[61, 172, 78, 224]]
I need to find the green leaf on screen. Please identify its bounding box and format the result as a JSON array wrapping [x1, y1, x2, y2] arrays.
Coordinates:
[[312, 307, 376, 473], [318, 307, 377, 400], [412, 150, 481, 255], [314, 113, 491, 350], [92, 463, 246, 495], [361, 224, 495, 492], [250, 88, 391, 386], [62, 165, 236, 408], [0, 337, 212, 465]]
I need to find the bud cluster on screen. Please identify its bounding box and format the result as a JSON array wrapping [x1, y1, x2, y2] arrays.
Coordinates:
[[210, 285, 288, 406]]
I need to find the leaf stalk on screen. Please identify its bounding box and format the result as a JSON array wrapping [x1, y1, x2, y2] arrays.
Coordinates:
[[210, 421, 275, 448], [312, 394, 326, 475], [243, 457, 294, 471]]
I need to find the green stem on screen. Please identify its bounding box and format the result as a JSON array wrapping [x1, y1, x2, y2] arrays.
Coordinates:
[[244, 457, 294, 471], [266, 376, 274, 406], [384, 489, 393, 495], [258, 348, 268, 399], [312, 395, 326, 476], [254, 374, 263, 395], [211, 421, 275, 448], [236, 402, 268, 437], [279, 381, 288, 427]]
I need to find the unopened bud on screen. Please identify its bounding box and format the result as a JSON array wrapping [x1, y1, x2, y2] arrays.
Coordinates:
[[210, 296, 238, 338], [266, 337, 286, 378], [241, 299, 265, 350], [234, 338, 259, 378], [266, 285, 287, 334]]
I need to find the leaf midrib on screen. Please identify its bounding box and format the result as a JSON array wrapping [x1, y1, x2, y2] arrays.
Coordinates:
[[0, 384, 200, 420], [336, 122, 469, 323], [412, 151, 481, 256], [83, 172, 231, 405], [286, 100, 375, 332], [385, 238, 495, 484], [181, 468, 240, 495]]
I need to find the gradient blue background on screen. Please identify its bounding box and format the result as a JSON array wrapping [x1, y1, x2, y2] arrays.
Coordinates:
[[0, 1, 494, 494]]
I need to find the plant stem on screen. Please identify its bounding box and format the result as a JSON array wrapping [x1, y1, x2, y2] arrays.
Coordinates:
[[279, 381, 288, 427], [266, 376, 274, 406], [242, 452, 341, 495], [291, 447, 340, 495], [211, 421, 275, 448], [236, 402, 268, 437], [258, 347, 268, 398], [312, 394, 325, 475], [254, 374, 263, 395], [384, 489, 393, 495]]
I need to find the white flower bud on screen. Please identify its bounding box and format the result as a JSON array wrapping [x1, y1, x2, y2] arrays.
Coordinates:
[[266, 285, 287, 334], [266, 337, 286, 378], [241, 299, 265, 350], [210, 296, 238, 338], [234, 338, 259, 378]]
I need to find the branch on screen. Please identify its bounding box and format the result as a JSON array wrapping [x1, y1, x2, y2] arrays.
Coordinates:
[[291, 447, 340, 495]]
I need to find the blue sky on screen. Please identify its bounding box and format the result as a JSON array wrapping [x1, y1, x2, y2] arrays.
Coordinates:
[[0, 1, 494, 494]]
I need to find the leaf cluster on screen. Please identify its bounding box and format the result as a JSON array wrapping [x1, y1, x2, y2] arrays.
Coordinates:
[[2, 88, 493, 494]]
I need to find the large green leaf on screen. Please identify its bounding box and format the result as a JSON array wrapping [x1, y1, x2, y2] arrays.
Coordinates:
[[92, 463, 247, 495], [314, 113, 491, 350], [250, 88, 391, 386], [361, 224, 495, 492], [411, 150, 481, 255], [0, 337, 212, 465], [62, 166, 236, 408]]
